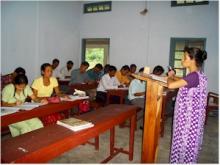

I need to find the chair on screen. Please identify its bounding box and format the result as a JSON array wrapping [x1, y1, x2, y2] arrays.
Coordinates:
[[205, 92, 219, 125]]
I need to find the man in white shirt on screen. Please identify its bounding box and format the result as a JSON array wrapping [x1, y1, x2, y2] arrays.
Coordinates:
[[96, 65, 122, 104], [60, 60, 74, 79], [52, 58, 61, 78], [128, 67, 146, 109]]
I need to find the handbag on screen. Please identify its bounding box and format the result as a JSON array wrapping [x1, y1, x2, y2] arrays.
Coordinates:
[[40, 113, 65, 126], [47, 96, 61, 103], [79, 100, 90, 113]]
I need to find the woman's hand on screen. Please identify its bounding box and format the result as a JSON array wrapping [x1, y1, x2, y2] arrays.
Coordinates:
[[40, 98, 48, 105], [168, 70, 176, 78], [16, 100, 23, 106]]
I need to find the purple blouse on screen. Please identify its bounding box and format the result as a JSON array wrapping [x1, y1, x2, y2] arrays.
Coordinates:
[[183, 72, 199, 88]]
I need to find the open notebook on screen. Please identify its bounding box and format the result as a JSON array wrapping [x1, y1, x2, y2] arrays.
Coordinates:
[[1, 102, 43, 116]]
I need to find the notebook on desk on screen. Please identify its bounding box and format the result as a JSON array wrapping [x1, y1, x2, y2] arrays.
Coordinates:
[[57, 117, 94, 131]]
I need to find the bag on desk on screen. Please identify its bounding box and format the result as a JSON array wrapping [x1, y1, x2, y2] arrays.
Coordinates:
[[47, 96, 61, 103], [79, 100, 90, 113], [40, 113, 65, 126]]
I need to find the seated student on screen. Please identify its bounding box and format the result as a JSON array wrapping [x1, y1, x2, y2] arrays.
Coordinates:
[[128, 64, 137, 81], [128, 67, 146, 110], [152, 65, 165, 75], [32, 63, 67, 98], [130, 64, 137, 74], [2, 74, 47, 137], [51, 58, 60, 78], [87, 63, 103, 81], [99, 64, 110, 78], [69, 61, 90, 85], [1, 67, 26, 90], [60, 60, 74, 79], [96, 65, 122, 104], [115, 65, 130, 86]]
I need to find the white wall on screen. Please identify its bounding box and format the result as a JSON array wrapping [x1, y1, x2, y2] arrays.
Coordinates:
[[1, 1, 218, 93], [1, 1, 81, 84], [80, 1, 218, 93]]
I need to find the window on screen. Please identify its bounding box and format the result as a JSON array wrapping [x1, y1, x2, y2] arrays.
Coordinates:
[[84, 1, 112, 14], [82, 39, 110, 69], [169, 38, 206, 77], [171, 0, 209, 7]]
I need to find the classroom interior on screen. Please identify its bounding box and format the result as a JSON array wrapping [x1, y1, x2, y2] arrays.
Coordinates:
[[1, 1, 219, 163]]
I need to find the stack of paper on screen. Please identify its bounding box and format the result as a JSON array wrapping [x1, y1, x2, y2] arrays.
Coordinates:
[[57, 117, 94, 131]]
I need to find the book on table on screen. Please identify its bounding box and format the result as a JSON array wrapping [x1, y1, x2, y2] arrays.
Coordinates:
[[57, 117, 94, 131]]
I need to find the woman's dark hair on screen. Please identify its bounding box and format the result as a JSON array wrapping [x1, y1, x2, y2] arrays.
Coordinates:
[[14, 67, 26, 75], [41, 63, 52, 74], [184, 47, 207, 67], [14, 74, 28, 85], [109, 65, 117, 72], [13, 74, 28, 97]]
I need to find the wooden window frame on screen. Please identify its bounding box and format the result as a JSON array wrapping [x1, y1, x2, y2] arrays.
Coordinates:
[[171, 0, 209, 7], [84, 1, 112, 14], [169, 37, 206, 77]]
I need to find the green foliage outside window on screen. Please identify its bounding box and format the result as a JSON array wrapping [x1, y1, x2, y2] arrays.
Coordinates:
[[85, 48, 104, 69]]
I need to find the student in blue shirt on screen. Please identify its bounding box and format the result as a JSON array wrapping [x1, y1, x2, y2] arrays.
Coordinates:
[[87, 63, 103, 81], [69, 61, 90, 85]]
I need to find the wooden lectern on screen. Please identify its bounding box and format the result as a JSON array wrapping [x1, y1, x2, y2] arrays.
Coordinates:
[[132, 73, 167, 163]]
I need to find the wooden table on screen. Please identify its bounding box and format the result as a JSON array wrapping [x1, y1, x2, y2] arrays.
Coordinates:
[[58, 79, 70, 86], [67, 82, 98, 94], [1, 100, 83, 128], [1, 104, 137, 163], [106, 88, 128, 104]]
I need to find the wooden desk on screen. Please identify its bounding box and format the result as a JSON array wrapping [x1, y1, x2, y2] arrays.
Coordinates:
[[58, 79, 70, 86], [68, 82, 98, 94], [1, 104, 137, 163], [1, 100, 83, 128], [106, 89, 128, 104]]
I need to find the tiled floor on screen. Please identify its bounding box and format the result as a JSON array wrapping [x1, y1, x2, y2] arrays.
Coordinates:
[[50, 114, 218, 163]]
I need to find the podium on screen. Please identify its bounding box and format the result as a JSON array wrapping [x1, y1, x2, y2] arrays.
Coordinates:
[[132, 73, 167, 163]]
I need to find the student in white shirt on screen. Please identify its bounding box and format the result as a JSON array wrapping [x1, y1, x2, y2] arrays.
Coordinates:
[[96, 65, 122, 104], [60, 60, 74, 79], [52, 58, 60, 78], [128, 67, 146, 109]]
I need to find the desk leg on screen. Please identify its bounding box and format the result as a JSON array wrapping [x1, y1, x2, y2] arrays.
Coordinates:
[[110, 127, 115, 155], [106, 94, 110, 105], [120, 96, 123, 104], [95, 136, 99, 150], [129, 114, 136, 161]]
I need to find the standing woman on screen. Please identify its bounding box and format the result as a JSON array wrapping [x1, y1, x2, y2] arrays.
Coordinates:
[[32, 63, 67, 98], [168, 47, 208, 163]]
